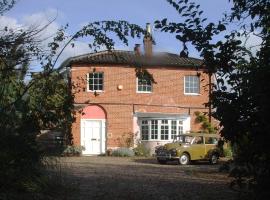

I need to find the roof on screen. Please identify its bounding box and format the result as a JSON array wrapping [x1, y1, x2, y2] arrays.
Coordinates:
[[135, 112, 189, 119], [60, 50, 203, 69]]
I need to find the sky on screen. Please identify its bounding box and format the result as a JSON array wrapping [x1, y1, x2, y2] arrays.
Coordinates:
[[1, 0, 261, 69]]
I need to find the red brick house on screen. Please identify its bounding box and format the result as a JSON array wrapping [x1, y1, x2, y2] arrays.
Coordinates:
[[61, 25, 211, 155]]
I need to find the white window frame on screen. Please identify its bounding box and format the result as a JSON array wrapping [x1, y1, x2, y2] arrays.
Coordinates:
[[141, 120, 149, 140], [87, 72, 104, 92], [136, 77, 152, 93], [150, 120, 158, 140], [184, 75, 200, 95], [140, 119, 184, 141]]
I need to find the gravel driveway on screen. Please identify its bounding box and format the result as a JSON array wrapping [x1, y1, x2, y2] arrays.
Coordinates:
[[60, 156, 236, 200]]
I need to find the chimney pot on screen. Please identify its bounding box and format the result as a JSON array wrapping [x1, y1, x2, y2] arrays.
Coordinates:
[[146, 23, 151, 35]]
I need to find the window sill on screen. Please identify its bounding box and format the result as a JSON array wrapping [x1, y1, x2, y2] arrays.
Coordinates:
[[136, 91, 152, 94], [184, 93, 201, 96], [87, 90, 104, 93], [141, 139, 173, 142]]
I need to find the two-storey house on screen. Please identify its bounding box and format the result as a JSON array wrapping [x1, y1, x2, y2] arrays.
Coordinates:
[[61, 25, 211, 155]]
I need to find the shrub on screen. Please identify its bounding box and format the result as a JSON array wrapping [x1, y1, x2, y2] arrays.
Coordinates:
[[111, 147, 135, 157], [223, 146, 233, 158], [116, 132, 134, 148], [194, 111, 218, 134], [133, 143, 150, 157], [62, 145, 85, 156]]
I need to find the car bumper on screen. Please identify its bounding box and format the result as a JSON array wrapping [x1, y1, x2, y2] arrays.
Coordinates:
[[156, 154, 178, 160]]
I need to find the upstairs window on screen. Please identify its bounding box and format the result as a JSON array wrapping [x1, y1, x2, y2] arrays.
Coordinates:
[[137, 76, 152, 93], [184, 75, 200, 94], [88, 72, 104, 92]]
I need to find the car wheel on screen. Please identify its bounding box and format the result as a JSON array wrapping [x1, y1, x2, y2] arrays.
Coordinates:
[[179, 153, 190, 165], [210, 153, 219, 164], [157, 159, 167, 164]]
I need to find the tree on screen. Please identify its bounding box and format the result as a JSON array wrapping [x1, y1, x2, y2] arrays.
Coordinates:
[[0, 1, 145, 197], [155, 0, 270, 199]]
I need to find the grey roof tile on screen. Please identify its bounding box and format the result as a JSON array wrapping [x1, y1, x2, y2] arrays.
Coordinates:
[[61, 50, 203, 68]]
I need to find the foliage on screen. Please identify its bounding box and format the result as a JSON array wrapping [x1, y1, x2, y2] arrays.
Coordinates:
[[116, 132, 134, 148], [29, 72, 74, 144], [133, 143, 151, 157], [155, 0, 270, 199], [194, 111, 217, 134], [0, 0, 15, 14], [111, 147, 135, 157], [135, 67, 157, 84], [62, 145, 85, 156], [223, 146, 233, 158], [0, 0, 145, 197]]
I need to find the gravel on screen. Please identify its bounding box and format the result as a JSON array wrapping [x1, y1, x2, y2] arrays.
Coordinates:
[[60, 156, 236, 200]]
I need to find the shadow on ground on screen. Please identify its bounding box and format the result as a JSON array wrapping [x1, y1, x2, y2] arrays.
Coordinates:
[[132, 157, 225, 165], [61, 157, 236, 200]]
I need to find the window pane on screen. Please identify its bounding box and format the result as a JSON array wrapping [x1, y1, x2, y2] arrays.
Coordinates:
[[143, 86, 147, 91], [193, 136, 203, 144], [161, 120, 168, 124], [141, 120, 149, 140], [205, 137, 218, 144], [178, 126, 183, 134], [89, 79, 93, 85], [97, 84, 103, 91], [137, 76, 152, 92], [88, 72, 104, 91], [185, 75, 199, 94], [171, 120, 177, 139], [161, 122, 169, 140], [151, 120, 158, 139], [98, 79, 103, 85], [89, 84, 94, 91], [93, 73, 98, 78]]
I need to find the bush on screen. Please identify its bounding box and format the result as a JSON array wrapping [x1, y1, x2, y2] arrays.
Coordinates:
[[116, 132, 134, 148], [62, 145, 85, 156], [223, 147, 233, 158], [111, 147, 135, 157], [133, 143, 150, 157]]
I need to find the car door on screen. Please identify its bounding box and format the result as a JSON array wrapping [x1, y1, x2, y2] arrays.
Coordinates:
[[189, 136, 205, 160], [204, 137, 218, 158]]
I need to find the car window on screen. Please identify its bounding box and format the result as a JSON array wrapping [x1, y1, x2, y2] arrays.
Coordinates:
[[192, 136, 203, 144], [205, 137, 218, 144], [184, 136, 193, 143], [174, 135, 193, 144]]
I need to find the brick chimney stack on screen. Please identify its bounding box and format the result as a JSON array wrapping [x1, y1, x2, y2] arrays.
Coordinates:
[[143, 23, 152, 57], [134, 44, 141, 55]]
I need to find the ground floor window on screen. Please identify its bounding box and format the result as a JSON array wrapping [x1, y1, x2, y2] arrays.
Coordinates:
[[140, 119, 184, 141]]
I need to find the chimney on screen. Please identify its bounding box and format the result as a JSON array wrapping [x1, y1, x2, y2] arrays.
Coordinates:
[[134, 44, 141, 55], [143, 23, 152, 57]]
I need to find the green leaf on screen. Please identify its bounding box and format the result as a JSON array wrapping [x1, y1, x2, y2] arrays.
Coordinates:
[[161, 18, 167, 26]]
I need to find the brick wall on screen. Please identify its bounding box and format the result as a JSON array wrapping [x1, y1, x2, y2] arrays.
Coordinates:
[[71, 64, 211, 147]]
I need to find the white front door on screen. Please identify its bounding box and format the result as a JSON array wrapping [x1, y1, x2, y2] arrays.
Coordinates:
[[81, 120, 102, 155]]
